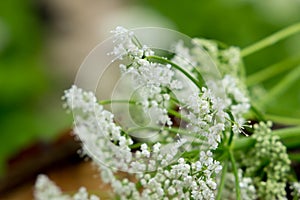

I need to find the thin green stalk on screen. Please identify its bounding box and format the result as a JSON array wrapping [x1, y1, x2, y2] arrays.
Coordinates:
[[100, 98, 189, 122], [167, 109, 189, 122], [129, 142, 142, 149], [246, 56, 300, 86], [241, 22, 300, 57], [100, 98, 187, 116], [229, 150, 241, 200], [167, 109, 182, 119], [127, 126, 208, 143], [250, 104, 266, 121], [228, 130, 234, 147], [233, 126, 300, 151], [99, 96, 191, 128], [226, 111, 236, 146], [272, 125, 300, 139], [133, 35, 143, 48], [170, 96, 180, 105], [272, 126, 300, 148], [99, 99, 137, 105], [289, 152, 300, 162], [146, 55, 203, 89], [127, 126, 189, 136], [258, 65, 300, 106], [216, 160, 228, 200], [265, 114, 300, 126], [232, 137, 255, 151]]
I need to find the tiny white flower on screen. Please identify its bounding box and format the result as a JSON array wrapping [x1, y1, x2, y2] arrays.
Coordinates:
[[168, 186, 176, 195]]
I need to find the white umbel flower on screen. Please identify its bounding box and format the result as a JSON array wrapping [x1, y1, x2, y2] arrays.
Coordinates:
[[38, 26, 256, 200], [34, 175, 100, 200]]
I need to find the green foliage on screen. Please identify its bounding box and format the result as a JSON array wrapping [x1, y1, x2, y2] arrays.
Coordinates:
[[0, 0, 46, 103], [0, 0, 71, 174]]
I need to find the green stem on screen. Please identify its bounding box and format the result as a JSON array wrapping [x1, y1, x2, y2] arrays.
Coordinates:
[[229, 150, 241, 200], [216, 160, 228, 200], [272, 126, 300, 139], [127, 126, 208, 143], [258, 65, 300, 107], [246, 56, 300, 86], [167, 109, 189, 122], [249, 104, 266, 122], [265, 114, 300, 126], [99, 99, 137, 105], [129, 142, 142, 149], [289, 152, 300, 162], [227, 131, 234, 147], [146, 55, 203, 89], [241, 22, 300, 57], [127, 126, 190, 136], [226, 111, 235, 146], [133, 35, 143, 48], [167, 109, 182, 119], [233, 126, 300, 150], [232, 137, 254, 151], [99, 98, 189, 121]]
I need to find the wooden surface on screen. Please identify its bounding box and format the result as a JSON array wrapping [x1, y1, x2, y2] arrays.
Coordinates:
[[1, 161, 113, 200]]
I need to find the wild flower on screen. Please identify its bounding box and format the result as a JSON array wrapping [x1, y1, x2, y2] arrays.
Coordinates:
[[34, 24, 300, 199]]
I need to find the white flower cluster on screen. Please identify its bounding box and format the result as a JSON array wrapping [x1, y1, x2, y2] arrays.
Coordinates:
[[61, 84, 224, 199], [110, 26, 154, 61], [112, 27, 184, 127], [194, 39, 250, 134], [64, 86, 133, 172], [112, 27, 250, 149], [184, 88, 225, 150], [137, 154, 221, 200], [191, 38, 243, 78], [35, 26, 253, 199], [121, 61, 180, 126], [172, 39, 250, 136], [34, 174, 100, 200], [217, 75, 250, 135], [171, 40, 197, 72]]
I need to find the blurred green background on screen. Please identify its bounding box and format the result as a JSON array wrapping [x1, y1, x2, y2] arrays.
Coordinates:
[[0, 0, 299, 175], [0, 0, 72, 174]]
